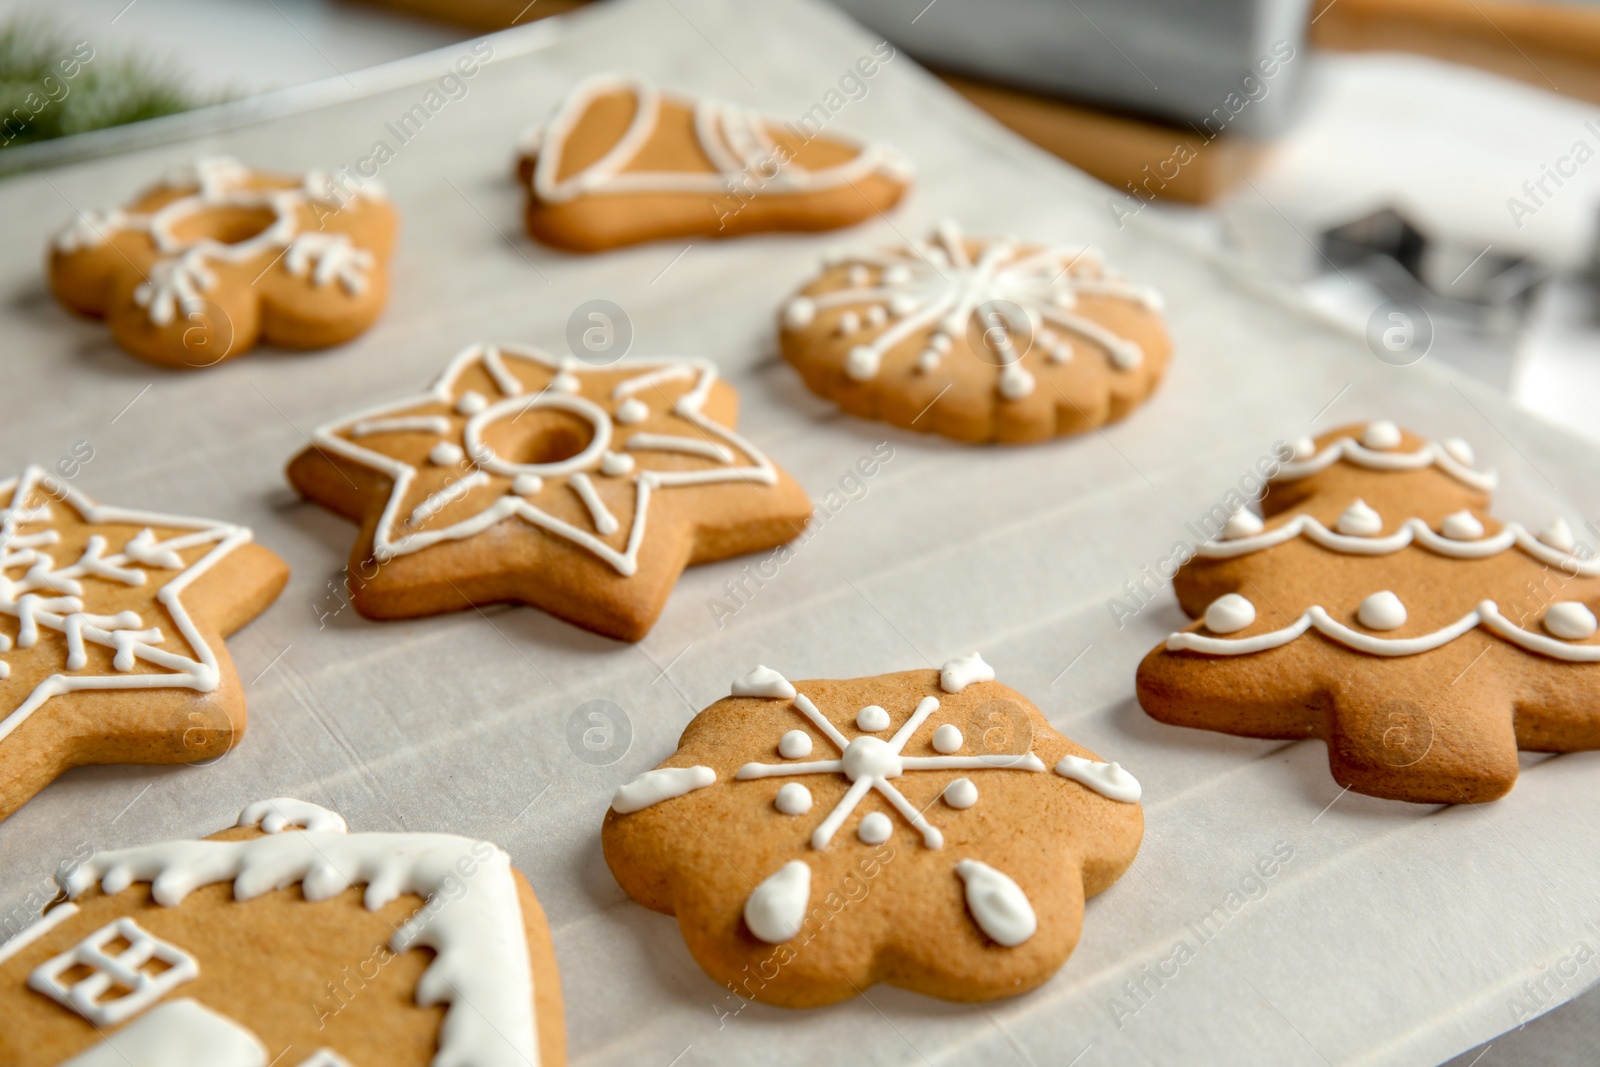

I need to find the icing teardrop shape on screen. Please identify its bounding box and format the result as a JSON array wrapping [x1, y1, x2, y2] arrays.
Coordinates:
[[1204, 593, 1255, 634], [1054, 755, 1142, 803], [745, 861, 810, 943], [1541, 518, 1577, 553], [940, 651, 995, 693], [1440, 510, 1484, 541], [1361, 420, 1402, 450], [733, 665, 796, 700], [1545, 602, 1598, 641], [1336, 498, 1383, 537], [956, 859, 1036, 947], [1357, 591, 1407, 631], [1221, 508, 1264, 540]]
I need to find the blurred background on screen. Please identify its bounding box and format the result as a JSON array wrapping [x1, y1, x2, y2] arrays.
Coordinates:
[[2, 0, 1598, 1060]]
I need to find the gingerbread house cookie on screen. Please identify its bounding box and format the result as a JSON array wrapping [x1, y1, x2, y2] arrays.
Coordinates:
[[602, 658, 1143, 1006], [49, 156, 396, 368], [0, 466, 287, 823], [778, 220, 1172, 443], [287, 344, 813, 641], [1137, 421, 1600, 803], [0, 798, 565, 1065], [515, 73, 912, 252]]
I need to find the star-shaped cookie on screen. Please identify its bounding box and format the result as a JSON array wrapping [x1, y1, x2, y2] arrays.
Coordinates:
[[287, 344, 814, 641], [0, 467, 288, 822]]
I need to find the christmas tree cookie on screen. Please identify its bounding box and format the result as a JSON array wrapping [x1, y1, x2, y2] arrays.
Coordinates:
[[1138, 421, 1600, 803]]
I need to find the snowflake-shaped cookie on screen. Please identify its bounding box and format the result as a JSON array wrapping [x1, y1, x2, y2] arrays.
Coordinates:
[[0, 467, 287, 822], [287, 344, 813, 641], [48, 156, 396, 368], [602, 658, 1143, 1005], [779, 220, 1172, 443]]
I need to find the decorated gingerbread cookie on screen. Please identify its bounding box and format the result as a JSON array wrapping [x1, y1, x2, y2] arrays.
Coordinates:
[[602, 658, 1143, 1006], [287, 344, 813, 641], [1138, 421, 1600, 803], [0, 467, 287, 823], [778, 220, 1172, 443], [49, 156, 396, 368], [0, 798, 565, 1065], [515, 73, 912, 252]]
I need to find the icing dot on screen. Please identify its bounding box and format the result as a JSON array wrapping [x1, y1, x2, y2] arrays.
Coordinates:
[[847, 264, 871, 286], [857, 812, 892, 844], [429, 443, 464, 467], [884, 264, 912, 285], [845, 346, 880, 381], [455, 390, 488, 415], [1204, 593, 1255, 634], [1443, 437, 1476, 466], [1049, 343, 1073, 363], [1357, 590, 1407, 630], [888, 294, 917, 316], [1221, 508, 1264, 540], [775, 783, 813, 815], [1336, 498, 1383, 537], [1540, 518, 1577, 553], [1361, 420, 1402, 450], [932, 724, 963, 753], [549, 372, 580, 394], [837, 310, 861, 336], [778, 730, 812, 759], [931, 333, 953, 354], [600, 451, 635, 476], [998, 364, 1034, 400], [916, 349, 941, 373], [614, 398, 648, 425], [865, 305, 888, 328], [1291, 436, 1317, 460], [856, 705, 890, 732], [1440, 510, 1484, 540], [783, 298, 816, 330], [944, 778, 978, 809], [1544, 602, 1598, 640], [1052, 289, 1077, 309], [512, 473, 543, 496]]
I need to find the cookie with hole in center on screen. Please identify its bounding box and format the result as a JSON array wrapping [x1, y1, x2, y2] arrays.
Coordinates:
[[778, 220, 1172, 443], [601, 657, 1143, 1006], [514, 72, 912, 252], [1136, 421, 1600, 804], [286, 343, 813, 642], [0, 798, 565, 1066], [48, 156, 396, 369]]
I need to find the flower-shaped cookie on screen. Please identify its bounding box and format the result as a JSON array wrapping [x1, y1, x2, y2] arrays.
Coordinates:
[[515, 73, 912, 252], [602, 658, 1143, 1006], [49, 156, 396, 368], [287, 344, 813, 641], [1138, 421, 1600, 803], [778, 220, 1172, 443]]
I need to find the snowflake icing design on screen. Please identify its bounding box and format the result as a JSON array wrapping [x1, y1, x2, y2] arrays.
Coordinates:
[[0, 467, 250, 744], [781, 220, 1163, 399]]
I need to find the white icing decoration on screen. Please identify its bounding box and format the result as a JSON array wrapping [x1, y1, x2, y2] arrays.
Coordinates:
[[429, 442, 464, 467], [783, 298, 816, 329], [1541, 518, 1577, 553], [296, 1051, 356, 1067], [600, 451, 635, 476], [523, 74, 911, 205], [1545, 602, 1598, 640], [1361, 420, 1402, 450], [955, 859, 1036, 947], [238, 797, 349, 834], [856, 704, 890, 732], [1357, 590, 1407, 630], [30, 916, 200, 1025], [732, 665, 797, 699], [56, 156, 383, 326], [1272, 431, 1495, 491], [1441, 510, 1485, 540], [744, 860, 810, 943], [1221, 508, 1264, 540], [932, 723, 963, 754], [0, 902, 78, 967], [1336, 498, 1383, 537], [940, 651, 995, 693], [1204, 593, 1255, 634], [351, 416, 452, 438], [613, 398, 649, 425], [549, 371, 580, 393], [1168, 600, 1600, 661], [611, 765, 716, 813], [857, 811, 892, 844], [736, 692, 1047, 849], [788, 221, 1158, 400], [1054, 755, 1142, 802], [0, 468, 249, 746], [778, 730, 812, 759], [944, 778, 978, 808], [312, 345, 780, 576], [58, 999, 267, 1066], [568, 472, 619, 536], [1443, 437, 1476, 465], [59, 804, 540, 1065], [774, 782, 812, 815]]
